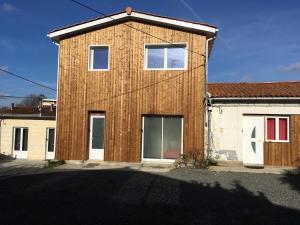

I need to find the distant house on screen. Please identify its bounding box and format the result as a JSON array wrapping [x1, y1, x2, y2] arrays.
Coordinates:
[[209, 82, 300, 167], [0, 99, 56, 160], [48, 7, 218, 162]]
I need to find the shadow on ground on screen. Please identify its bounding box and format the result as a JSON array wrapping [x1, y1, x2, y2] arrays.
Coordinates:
[[1, 168, 300, 225], [280, 168, 300, 194]]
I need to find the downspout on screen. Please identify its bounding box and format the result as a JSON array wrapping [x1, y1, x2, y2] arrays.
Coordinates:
[[0, 119, 2, 155], [205, 37, 215, 160], [54, 43, 60, 160]]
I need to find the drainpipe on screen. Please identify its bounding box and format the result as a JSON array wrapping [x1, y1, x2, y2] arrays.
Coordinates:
[[205, 37, 216, 160], [207, 93, 212, 159]]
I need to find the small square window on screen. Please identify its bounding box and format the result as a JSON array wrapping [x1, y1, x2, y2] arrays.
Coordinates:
[[89, 46, 109, 70], [167, 47, 185, 69], [147, 46, 165, 69]]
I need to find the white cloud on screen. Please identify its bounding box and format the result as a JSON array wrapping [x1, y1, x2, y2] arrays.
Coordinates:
[[240, 74, 253, 82], [278, 62, 300, 73], [2, 2, 17, 13]]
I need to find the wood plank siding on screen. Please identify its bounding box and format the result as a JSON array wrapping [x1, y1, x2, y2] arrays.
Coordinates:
[[264, 115, 300, 166], [56, 21, 207, 162]]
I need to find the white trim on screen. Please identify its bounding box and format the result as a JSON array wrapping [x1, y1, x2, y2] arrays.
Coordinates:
[[88, 45, 110, 71], [242, 116, 264, 166], [12, 127, 28, 159], [48, 12, 218, 41], [46, 128, 56, 160], [265, 116, 290, 143], [54, 44, 59, 160], [144, 43, 188, 70], [141, 116, 183, 162], [89, 115, 105, 160]]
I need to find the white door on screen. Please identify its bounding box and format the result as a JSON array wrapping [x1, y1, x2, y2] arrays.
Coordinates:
[[89, 115, 105, 160], [243, 116, 264, 166], [46, 128, 55, 160], [13, 127, 28, 159]]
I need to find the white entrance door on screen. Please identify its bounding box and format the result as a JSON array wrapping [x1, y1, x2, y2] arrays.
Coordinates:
[[46, 128, 55, 160], [243, 116, 264, 166], [89, 115, 105, 160], [13, 127, 28, 159]]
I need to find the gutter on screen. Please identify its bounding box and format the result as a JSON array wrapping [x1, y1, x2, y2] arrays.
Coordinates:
[[205, 37, 216, 160], [211, 97, 300, 101]]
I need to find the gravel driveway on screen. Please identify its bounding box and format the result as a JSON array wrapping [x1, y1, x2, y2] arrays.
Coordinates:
[[0, 167, 299, 225]]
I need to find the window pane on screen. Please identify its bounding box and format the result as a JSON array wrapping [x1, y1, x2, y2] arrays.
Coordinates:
[[279, 118, 288, 140], [167, 46, 185, 68], [14, 128, 21, 151], [91, 47, 109, 70], [143, 117, 162, 159], [48, 129, 55, 152], [92, 118, 105, 149], [146, 47, 164, 68], [251, 142, 256, 153], [267, 118, 276, 140], [251, 127, 256, 138], [163, 117, 182, 159], [22, 128, 28, 151]]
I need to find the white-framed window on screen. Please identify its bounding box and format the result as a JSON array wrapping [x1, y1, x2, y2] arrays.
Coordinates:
[[142, 116, 183, 161], [13, 127, 28, 151], [265, 116, 289, 142], [144, 44, 187, 70], [88, 45, 109, 71]]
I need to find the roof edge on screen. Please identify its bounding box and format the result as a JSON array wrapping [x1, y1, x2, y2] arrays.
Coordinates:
[[48, 10, 218, 43]]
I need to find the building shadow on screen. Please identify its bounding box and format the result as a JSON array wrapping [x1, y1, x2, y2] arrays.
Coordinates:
[[280, 167, 300, 193], [0, 168, 299, 225]]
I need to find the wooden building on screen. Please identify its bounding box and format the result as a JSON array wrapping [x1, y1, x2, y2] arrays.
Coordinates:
[[209, 82, 300, 167], [48, 7, 218, 162]]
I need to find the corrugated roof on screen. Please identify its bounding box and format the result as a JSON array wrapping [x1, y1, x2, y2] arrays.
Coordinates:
[[208, 81, 300, 98]]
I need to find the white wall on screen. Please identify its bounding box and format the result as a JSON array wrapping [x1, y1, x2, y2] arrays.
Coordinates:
[[211, 103, 300, 162], [0, 119, 56, 160]]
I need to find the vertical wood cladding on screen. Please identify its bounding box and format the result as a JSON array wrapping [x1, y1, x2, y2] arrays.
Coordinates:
[[56, 21, 206, 162], [264, 115, 300, 166]]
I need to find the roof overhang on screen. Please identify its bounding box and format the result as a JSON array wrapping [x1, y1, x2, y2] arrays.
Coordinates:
[[48, 11, 218, 43]]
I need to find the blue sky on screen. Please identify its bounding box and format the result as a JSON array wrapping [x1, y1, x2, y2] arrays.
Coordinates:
[[1, 0, 300, 105]]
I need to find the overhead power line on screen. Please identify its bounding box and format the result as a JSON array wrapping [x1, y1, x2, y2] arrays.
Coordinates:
[[68, 0, 206, 57], [61, 63, 205, 112], [0, 68, 57, 92], [0, 95, 38, 99]]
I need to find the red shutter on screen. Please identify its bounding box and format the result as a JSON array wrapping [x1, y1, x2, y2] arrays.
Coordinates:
[[279, 118, 288, 140], [267, 118, 276, 140]]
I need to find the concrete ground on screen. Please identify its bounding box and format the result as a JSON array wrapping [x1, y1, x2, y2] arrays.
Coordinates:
[[0, 161, 299, 225]]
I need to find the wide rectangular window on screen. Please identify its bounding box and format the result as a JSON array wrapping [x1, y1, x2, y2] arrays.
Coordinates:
[[145, 44, 187, 70], [89, 46, 109, 70], [14, 128, 28, 151], [143, 116, 183, 160], [266, 117, 289, 142]]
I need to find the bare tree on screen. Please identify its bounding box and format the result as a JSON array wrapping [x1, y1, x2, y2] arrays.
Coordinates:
[[17, 94, 47, 107]]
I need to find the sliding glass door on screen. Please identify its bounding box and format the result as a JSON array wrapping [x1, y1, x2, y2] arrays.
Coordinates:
[[142, 116, 183, 160]]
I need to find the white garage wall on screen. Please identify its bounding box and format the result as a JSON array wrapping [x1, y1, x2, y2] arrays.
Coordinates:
[[210, 103, 300, 162]]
